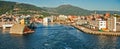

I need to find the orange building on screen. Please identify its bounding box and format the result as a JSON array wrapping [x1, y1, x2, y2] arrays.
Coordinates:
[[104, 12, 110, 20], [68, 15, 77, 20]]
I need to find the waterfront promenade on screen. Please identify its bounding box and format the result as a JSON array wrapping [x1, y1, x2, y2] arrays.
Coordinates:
[[71, 24, 120, 36]]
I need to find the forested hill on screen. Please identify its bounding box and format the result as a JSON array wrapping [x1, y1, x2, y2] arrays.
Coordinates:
[[0, 1, 45, 15], [0, 1, 15, 15], [43, 5, 91, 16], [44, 4, 120, 16]]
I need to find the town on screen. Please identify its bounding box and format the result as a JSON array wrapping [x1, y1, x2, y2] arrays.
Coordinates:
[[0, 11, 120, 35], [1, 0, 120, 49]]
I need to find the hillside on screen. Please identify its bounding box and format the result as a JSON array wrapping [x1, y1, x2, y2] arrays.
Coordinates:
[[0, 1, 45, 15], [44, 5, 120, 16], [0, 1, 15, 15], [44, 5, 91, 16], [95, 11, 120, 15], [0, 1, 120, 16]]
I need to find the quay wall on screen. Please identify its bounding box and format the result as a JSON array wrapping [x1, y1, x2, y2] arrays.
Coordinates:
[[71, 25, 120, 36]]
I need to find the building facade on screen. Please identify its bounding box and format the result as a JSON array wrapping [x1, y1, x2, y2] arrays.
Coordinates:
[[107, 16, 117, 32], [99, 21, 106, 30]]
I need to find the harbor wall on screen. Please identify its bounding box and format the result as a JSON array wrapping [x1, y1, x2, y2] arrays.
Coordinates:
[[71, 24, 120, 36]]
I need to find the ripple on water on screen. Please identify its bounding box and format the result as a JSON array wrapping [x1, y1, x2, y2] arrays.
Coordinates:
[[0, 24, 120, 49]]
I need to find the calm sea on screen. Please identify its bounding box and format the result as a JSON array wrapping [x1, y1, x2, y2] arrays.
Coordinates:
[[0, 24, 120, 49]]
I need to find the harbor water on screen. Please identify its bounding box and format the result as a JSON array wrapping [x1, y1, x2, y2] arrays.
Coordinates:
[[0, 24, 120, 49]]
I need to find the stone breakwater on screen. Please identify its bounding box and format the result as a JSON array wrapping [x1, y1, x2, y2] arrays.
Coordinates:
[[71, 25, 120, 36]]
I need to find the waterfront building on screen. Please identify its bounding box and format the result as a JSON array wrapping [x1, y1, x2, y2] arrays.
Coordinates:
[[76, 20, 87, 25], [98, 20, 106, 30], [88, 20, 99, 30], [116, 15, 120, 31], [116, 24, 120, 31], [105, 13, 110, 18], [68, 15, 77, 21], [0, 15, 15, 29], [20, 19, 25, 25], [58, 15, 68, 21], [43, 17, 48, 24], [43, 16, 53, 23], [107, 16, 117, 32]]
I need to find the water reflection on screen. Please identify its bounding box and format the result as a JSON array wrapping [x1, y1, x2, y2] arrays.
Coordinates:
[[43, 23, 48, 26]]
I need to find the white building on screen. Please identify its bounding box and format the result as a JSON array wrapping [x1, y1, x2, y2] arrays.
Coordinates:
[[107, 16, 117, 32], [43, 17, 53, 24], [43, 17, 48, 24], [58, 15, 68, 20], [99, 21, 106, 30], [113, 17, 117, 31]]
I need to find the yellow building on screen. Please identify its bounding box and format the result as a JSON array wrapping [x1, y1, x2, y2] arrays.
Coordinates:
[[20, 19, 25, 25]]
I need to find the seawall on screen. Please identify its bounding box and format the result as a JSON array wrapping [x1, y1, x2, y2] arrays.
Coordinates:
[[71, 25, 120, 36]]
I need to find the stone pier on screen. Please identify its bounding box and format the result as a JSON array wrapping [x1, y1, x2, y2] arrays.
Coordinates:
[[10, 24, 25, 34]]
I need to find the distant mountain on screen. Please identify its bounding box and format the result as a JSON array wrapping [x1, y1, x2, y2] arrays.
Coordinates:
[[0, 1, 120, 16], [45, 5, 120, 16], [44, 5, 120, 16], [44, 5, 92, 16], [94, 11, 120, 15]]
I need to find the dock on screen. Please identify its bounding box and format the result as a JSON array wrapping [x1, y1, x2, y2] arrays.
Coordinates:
[[71, 24, 120, 36], [10, 24, 25, 34], [10, 24, 34, 35]]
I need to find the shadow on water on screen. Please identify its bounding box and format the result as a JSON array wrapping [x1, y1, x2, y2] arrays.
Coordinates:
[[0, 24, 120, 49]]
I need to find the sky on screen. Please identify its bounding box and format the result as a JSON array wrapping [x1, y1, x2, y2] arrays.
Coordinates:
[[4, 0, 120, 11]]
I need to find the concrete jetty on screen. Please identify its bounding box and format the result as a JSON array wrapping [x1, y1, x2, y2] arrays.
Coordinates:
[[71, 25, 120, 36], [10, 24, 34, 34], [10, 24, 25, 34]]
